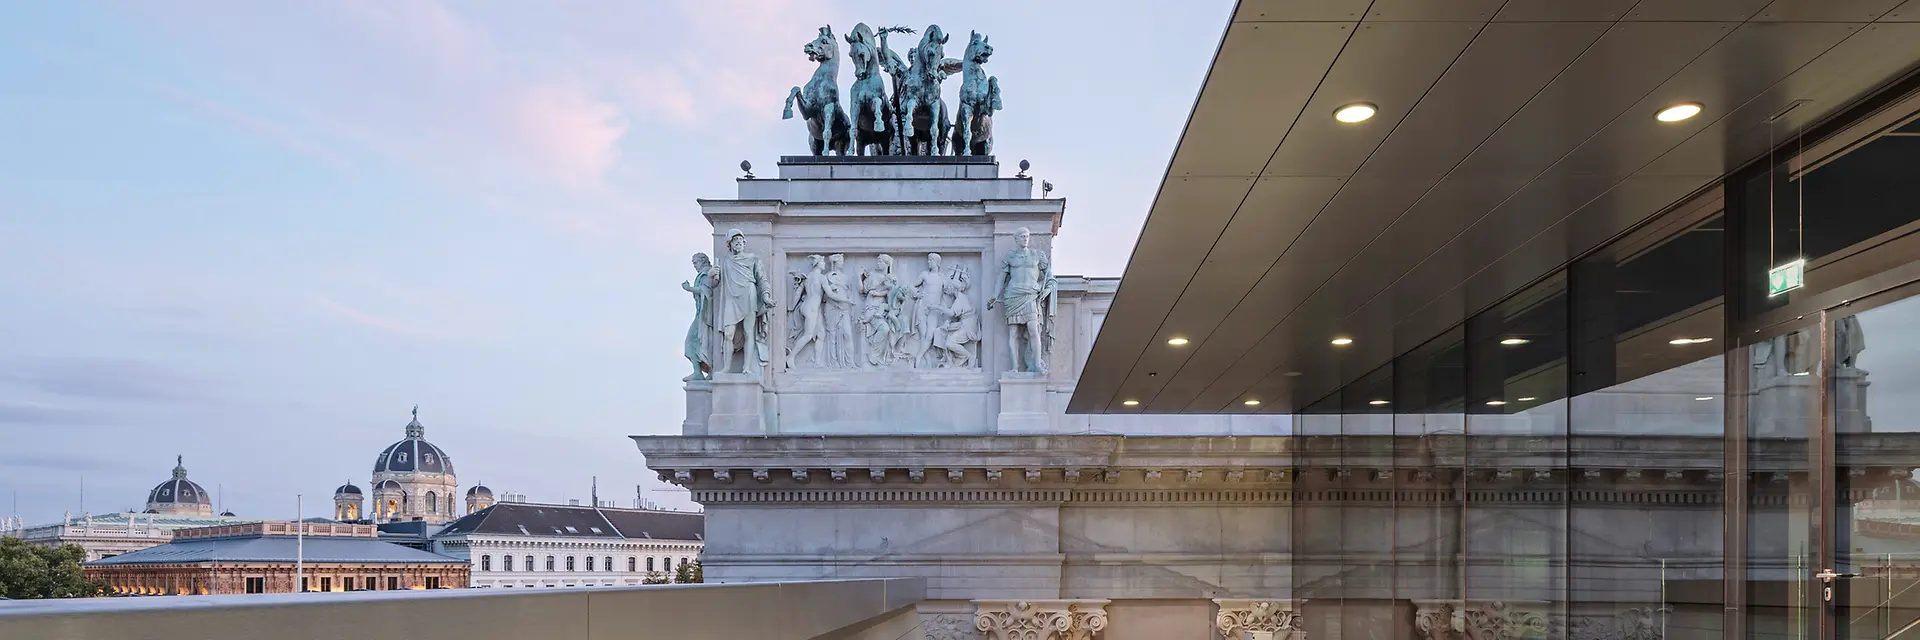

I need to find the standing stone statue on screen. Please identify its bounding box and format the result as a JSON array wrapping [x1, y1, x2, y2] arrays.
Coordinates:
[[680, 253, 716, 381], [952, 31, 1001, 156], [988, 227, 1056, 375], [899, 25, 960, 156], [714, 229, 775, 375], [860, 255, 900, 366], [933, 267, 980, 368], [910, 253, 949, 367], [843, 24, 892, 157], [1836, 315, 1867, 369], [787, 254, 828, 369], [784, 26, 852, 156], [823, 254, 857, 368]]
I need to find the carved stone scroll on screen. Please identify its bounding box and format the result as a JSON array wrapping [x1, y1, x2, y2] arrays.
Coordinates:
[[1213, 599, 1305, 640], [973, 600, 1109, 640]]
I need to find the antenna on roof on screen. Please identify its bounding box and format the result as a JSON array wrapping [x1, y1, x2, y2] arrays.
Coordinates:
[[591, 476, 599, 509]]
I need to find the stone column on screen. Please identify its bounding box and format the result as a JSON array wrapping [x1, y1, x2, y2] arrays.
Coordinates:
[[1213, 599, 1306, 640], [972, 599, 1110, 640]]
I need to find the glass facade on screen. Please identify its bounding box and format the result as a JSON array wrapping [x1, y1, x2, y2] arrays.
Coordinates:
[[1295, 86, 1920, 639]]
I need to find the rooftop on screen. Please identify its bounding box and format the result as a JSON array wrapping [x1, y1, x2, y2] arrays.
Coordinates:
[[435, 502, 703, 542]]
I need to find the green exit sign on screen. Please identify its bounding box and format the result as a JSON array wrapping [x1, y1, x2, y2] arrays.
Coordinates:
[[1768, 259, 1805, 297]]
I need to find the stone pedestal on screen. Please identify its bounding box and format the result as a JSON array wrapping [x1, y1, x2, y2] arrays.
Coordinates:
[[973, 599, 1110, 640], [682, 381, 712, 435], [1834, 365, 1872, 433], [997, 376, 1052, 434], [1213, 599, 1306, 640], [708, 374, 767, 435]]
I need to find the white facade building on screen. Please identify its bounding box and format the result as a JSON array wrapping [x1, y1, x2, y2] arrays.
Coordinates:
[[430, 502, 702, 588]]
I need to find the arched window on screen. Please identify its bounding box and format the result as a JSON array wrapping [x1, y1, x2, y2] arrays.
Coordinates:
[[627, 557, 636, 572], [546, 556, 555, 571], [665, 557, 674, 572], [646, 557, 654, 572], [504, 555, 514, 572], [565, 556, 575, 572], [585, 556, 595, 572], [526, 555, 535, 572], [427, 492, 438, 513], [481, 555, 492, 571]]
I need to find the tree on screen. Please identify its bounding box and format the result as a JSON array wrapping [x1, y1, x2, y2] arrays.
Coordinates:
[[0, 538, 109, 599], [641, 570, 671, 585], [673, 559, 703, 584]]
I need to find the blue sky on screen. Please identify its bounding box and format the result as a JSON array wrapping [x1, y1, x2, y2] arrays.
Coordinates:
[[0, 1, 1232, 522]]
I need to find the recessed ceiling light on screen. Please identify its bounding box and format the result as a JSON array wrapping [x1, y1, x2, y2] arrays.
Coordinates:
[[1486, 400, 1507, 406], [1694, 397, 1713, 401], [1330, 337, 1354, 346], [1499, 338, 1530, 345], [1518, 397, 1537, 402], [1334, 102, 1377, 123], [1656, 102, 1703, 122], [1284, 371, 1303, 377], [1668, 337, 1714, 345], [1166, 337, 1190, 346], [1368, 400, 1389, 406], [1244, 399, 1261, 406], [1793, 371, 1810, 376], [1123, 400, 1140, 406]]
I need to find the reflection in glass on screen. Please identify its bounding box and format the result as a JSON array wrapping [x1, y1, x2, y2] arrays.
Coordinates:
[[1831, 294, 1920, 639], [1747, 326, 1818, 640]]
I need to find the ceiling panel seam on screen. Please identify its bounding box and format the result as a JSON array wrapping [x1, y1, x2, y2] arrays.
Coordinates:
[[1100, 3, 1377, 413]]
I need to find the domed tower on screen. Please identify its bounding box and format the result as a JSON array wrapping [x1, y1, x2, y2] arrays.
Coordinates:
[[370, 406, 458, 524], [464, 484, 494, 515], [333, 481, 364, 521], [146, 455, 214, 516]]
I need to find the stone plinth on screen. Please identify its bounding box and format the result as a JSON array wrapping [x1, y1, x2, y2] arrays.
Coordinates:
[[682, 380, 712, 435], [707, 375, 766, 435], [998, 376, 1052, 434]]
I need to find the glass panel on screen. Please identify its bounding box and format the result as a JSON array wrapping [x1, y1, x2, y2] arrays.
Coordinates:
[[1569, 212, 1727, 636], [1295, 391, 1344, 638], [1467, 277, 1570, 637], [1341, 366, 1396, 637], [1831, 293, 1920, 639], [1746, 325, 1819, 640], [1395, 328, 1467, 635]]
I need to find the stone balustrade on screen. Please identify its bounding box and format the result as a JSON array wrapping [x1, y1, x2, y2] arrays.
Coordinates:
[[0, 578, 924, 640]]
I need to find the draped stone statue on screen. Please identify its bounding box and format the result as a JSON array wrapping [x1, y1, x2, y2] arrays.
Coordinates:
[[680, 252, 716, 381], [823, 254, 858, 368], [1836, 314, 1867, 369], [787, 254, 827, 369], [911, 253, 949, 367], [933, 266, 981, 368], [952, 31, 1001, 156], [989, 228, 1056, 375], [715, 229, 774, 375], [860, 255, 901, 366], [784, 26, 851, 156]]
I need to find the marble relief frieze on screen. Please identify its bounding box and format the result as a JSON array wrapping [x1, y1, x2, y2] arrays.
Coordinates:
[[782, 251, 984, 371]]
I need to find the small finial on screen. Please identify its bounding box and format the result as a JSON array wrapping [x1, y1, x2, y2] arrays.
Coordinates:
[[740, 160, 754, 179], [412, 404, 419, 420], [1042, 180, 1055, 197], [1016, 159, 1030, 178]]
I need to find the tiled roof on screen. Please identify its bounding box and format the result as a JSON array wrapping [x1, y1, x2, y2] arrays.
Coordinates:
[[435, 503, 702, 541], [86, 536, 465, 566]]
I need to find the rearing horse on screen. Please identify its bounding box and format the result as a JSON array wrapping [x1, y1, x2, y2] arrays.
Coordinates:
[[898, 25, 958, 156], [952, 31, 1001, 157], [843, 23, 892, 157], [783, 26, 851, 156]]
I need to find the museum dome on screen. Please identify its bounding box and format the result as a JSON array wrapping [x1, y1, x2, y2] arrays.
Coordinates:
[[372, 406, 454, 475], [466, 485, 492, 497], [145, 456, 213, 515], [335, 481, 361, 496]]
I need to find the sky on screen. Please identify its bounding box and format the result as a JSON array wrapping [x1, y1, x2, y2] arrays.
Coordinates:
[[0, 1, 1235, 523]]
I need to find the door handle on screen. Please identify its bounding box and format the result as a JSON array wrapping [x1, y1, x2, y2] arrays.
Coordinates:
[[1816, 569, 1861, 602]]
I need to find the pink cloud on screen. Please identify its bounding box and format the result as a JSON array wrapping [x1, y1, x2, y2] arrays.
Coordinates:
[[512, 86, 629, 189]]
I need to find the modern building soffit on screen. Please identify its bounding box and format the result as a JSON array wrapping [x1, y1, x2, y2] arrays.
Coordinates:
[[1072, 0, 1920, 415]]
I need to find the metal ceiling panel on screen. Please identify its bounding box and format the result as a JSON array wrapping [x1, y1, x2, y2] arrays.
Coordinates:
[[1494, 0, 1639, 22], [1362, 0, 1506, 22], [1096, 176, 1345, 411], [1624, 0, 1774, 21], [1884, 0, 1920, 21], [1753, 0, 1905, 22], [1168, 22, 1354, 178], [1233, 0, 1371, 23], [1356, 22, 1611, 183], [1263, 21, 1483, 176]]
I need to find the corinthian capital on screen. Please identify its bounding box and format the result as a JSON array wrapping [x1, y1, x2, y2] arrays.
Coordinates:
[[973, 599, 1110, 640]]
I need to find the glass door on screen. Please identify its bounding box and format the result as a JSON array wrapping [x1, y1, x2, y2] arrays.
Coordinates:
[[1746, 319, 1822, 640], [1825, 280, 1920, 639]]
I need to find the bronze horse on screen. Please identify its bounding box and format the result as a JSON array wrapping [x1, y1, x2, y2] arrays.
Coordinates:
[[783, 26, 851, 156]]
